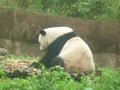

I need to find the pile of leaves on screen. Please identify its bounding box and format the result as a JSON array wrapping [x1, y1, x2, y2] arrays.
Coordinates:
[[0, 54, 41, 78]]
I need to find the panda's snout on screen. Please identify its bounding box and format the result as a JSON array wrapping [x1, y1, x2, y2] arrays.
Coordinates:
[[40, 45, 45, 52], [40, 49, 44, 52], [40, 49, 47, 52], [40, 47, 44, 52], [40, 47, 46, 52]]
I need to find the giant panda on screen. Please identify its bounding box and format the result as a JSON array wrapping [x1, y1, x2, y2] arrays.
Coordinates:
[[38, 27, 95, 74]]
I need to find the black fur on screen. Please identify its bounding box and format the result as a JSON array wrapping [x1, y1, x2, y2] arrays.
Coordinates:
[[50, 57, 64, 67], [39, 31, 77, 68]]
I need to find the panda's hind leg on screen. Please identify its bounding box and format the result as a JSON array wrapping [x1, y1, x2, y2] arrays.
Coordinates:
[[50, 57, 64, 68]]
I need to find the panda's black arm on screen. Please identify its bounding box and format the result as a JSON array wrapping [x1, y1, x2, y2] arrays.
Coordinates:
[[40, 54, 50, 67], [40, 48, 60, 68]]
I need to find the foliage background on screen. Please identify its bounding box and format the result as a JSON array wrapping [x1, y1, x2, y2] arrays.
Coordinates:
[[0, 0, 120, 22]]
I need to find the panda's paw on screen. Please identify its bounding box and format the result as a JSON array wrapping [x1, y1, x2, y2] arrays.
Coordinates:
[[71, 73, 85, 82], [50, 57, 64, 67]]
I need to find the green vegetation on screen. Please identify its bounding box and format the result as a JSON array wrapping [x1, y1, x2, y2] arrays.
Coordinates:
[[0, 55, 120, 90], [0, 0, 120, 22]]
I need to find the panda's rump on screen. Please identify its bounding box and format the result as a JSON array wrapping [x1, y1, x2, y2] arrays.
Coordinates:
[[58, 37, 95, 74]]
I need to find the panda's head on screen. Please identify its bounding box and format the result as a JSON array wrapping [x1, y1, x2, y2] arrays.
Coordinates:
[[38, 27, 73, 52]]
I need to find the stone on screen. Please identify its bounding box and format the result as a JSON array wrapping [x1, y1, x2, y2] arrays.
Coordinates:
[[0, 48, 8, 56]]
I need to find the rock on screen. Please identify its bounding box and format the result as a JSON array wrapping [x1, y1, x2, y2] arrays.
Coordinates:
[[95, 70, 102, 76], [0, 48, 8, 61], [0, 48, 8, 56]]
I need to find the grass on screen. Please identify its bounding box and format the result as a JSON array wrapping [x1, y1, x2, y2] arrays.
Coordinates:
[[0, 55, 120, 90]]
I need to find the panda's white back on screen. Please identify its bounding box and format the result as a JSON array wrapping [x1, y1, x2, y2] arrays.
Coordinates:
[[58, 36, 95, 74]]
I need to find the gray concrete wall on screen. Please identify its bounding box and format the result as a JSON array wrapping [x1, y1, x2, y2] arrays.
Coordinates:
[[0, 8, 120, 67]]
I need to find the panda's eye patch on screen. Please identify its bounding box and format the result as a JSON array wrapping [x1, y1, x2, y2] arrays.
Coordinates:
[[40, 30, 46, 36]]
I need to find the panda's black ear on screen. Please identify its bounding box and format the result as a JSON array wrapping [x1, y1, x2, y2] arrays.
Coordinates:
[[40, 30, 46, 35]]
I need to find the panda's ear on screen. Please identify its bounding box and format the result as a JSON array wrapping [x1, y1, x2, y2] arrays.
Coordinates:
[[40, 30, 46, 36]]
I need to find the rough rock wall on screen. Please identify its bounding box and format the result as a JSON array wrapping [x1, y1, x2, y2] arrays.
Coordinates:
[[0, 8, 120, 67]]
